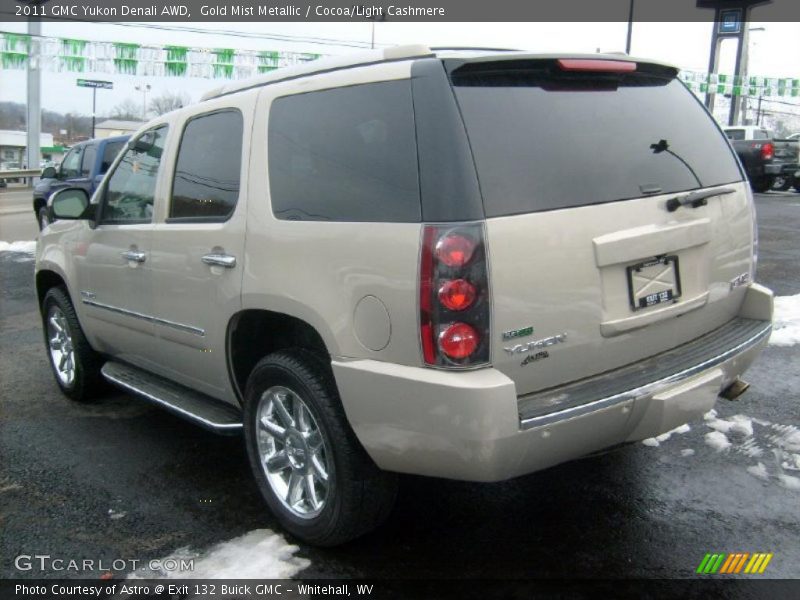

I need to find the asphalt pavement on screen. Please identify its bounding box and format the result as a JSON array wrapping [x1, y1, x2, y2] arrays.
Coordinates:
[[1, 192, 798, 583]]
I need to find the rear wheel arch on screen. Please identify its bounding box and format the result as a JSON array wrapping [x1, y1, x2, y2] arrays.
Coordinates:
[[227, 309, 332, 404]]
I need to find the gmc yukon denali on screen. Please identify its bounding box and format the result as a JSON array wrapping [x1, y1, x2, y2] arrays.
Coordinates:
[[36, 46, 773, 545]]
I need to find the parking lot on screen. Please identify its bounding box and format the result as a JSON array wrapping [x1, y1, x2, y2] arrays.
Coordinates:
[[1, 189, 798, 581]]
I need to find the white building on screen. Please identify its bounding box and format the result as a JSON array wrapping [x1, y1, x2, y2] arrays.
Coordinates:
[[0, 130, 62, 167]]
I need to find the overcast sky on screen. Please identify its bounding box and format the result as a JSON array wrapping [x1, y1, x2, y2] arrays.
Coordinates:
[[0, 20, 798, 118]]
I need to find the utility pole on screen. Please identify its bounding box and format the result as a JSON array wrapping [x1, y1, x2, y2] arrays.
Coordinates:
[[26, 19, 41, 179]]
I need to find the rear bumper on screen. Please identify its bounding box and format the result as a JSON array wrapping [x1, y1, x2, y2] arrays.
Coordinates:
[[333, 284, 773, 482]]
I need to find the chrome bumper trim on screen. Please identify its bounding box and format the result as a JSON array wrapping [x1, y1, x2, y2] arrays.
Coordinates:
[[519, 319, 772, 430]]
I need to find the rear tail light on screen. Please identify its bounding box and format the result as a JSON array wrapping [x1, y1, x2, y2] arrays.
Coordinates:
[[760, 142, 774, 161], [420, 224, 490, 368], [438, 279, 477, 311], [438, 322, 479, 360]]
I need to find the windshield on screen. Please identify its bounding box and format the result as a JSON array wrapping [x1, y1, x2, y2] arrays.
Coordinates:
[[450, 61, 743, 217]]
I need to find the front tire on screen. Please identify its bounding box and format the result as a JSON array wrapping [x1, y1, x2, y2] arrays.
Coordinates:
[[42, 287, 105, 401], [243, 350, 397, 546]]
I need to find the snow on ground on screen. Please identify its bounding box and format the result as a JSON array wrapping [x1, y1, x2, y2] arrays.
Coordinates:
[[0, 240, 36, 253], [129, 529, 309, 580], [747, 462, 769, 480], [680, 449, 695, 457], [702, 413, 800, 492], [0, 240, 36, 262], [770, 294, 800, 346], [641, 423, 691, 447], [704, 431, 732, 452]]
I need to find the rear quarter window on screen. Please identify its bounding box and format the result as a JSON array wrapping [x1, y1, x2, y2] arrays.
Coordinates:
[[267, 80, 421, 222], [450, 61, 743, 217]]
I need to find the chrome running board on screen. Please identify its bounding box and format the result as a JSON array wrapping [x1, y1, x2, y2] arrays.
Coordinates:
[[101, 362, 243, 434]]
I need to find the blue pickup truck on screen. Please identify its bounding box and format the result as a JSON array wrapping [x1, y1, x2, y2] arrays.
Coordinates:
[[34, 135, 129, 229]]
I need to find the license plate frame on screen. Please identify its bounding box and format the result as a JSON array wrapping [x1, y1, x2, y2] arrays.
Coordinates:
[[626, 255, 682, 311]]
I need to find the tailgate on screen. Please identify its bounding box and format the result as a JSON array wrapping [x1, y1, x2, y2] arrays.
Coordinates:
[[449, 56, 754, 395]]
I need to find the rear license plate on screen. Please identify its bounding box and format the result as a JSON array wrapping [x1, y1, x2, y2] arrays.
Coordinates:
[[626, 255, 682, 311]]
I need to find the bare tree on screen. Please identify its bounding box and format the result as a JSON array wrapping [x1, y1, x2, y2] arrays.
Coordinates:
[[110, 99, 142, 121], [149, 91, 190, 116]]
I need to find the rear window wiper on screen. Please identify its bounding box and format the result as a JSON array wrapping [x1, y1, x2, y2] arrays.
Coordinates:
[[666, 187, 736, 212]]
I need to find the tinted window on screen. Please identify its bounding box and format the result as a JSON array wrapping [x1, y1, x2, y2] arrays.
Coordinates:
[[726, 129, 745, 140], [102, 127, 168, 224], [100, 141, 125, 173], [60, 146, 83, 179], [268, 80, 420, 222], [753, 129, 769, 140], [80, 144, 97, 177], [170, 110, 243, 220], [451, 62, 743, 217]]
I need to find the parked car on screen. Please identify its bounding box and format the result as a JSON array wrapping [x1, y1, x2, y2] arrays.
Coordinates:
[[723, 127, 800, 192], [1, 161, 22, 185], [36, 47, 773, 546], [34, 135, 129, 230]]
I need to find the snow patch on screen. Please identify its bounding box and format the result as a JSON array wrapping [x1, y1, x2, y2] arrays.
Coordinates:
[[0, 240, 36, 254], [770, 294, 800, 346], [641, 423, 691, 447], [108, 509, 126, 520], [705, 414, 753, 437], [777, 474, 800, 491], [705, 431, 732, 452], [130, 529, 309, 580], [681, 449, 695, 457], [703, 408, 718, 421], [746, 462, 769, 480]]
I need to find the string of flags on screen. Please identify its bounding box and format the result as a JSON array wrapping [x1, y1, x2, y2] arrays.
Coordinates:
[[1, 33, 799, 97], [0, 33, 321, 80]]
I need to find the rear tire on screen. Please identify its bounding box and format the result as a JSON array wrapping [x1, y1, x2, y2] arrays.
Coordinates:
[[42, 286, 105, 401], [751, 176, 773, 194], [243, 349, 397, 546], [771, 176, 792, 191]]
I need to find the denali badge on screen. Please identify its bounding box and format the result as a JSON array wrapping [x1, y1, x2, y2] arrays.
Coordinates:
[[502, 326, 534, 341], [504, 333, 567, 355]]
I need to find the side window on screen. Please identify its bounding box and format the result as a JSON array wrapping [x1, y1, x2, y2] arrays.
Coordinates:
[[169, 110, 243, 220], [80, 144, 97, 178], [60, 146, 83, 179], [100, 141, 125, 173], [101, 127, 168, 224], [268, 80, 421, 222]]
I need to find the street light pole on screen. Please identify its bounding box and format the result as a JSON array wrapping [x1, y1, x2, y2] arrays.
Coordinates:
[[135, 83, 151, 120]]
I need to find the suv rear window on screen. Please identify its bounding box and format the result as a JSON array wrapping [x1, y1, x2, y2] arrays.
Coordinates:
[[450, 60, 743, 217], [268, 80, 420, 222]]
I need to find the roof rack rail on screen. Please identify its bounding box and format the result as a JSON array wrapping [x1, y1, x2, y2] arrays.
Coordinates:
[[201, 44, 433, 101]]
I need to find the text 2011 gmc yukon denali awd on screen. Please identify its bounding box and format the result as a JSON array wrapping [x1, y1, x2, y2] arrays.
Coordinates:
[[36, 46, 773, 545]]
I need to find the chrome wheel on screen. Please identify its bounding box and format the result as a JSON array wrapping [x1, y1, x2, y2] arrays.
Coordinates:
[[47, 306, 75, 387], [255, 385, 331, 519]]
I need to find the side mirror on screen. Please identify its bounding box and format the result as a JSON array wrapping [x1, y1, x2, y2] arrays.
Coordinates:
[[41, 166, 57, 179], [49, 188, 93, 221]]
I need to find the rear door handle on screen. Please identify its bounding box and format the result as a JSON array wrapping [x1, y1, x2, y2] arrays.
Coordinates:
[[201, 253, 237, 269], [121, 250, 146, 263]]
